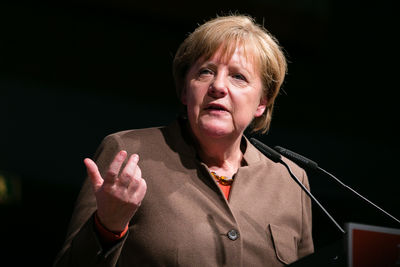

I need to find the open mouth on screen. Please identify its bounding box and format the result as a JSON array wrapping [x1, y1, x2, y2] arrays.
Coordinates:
[[205, 103, 228, 112]]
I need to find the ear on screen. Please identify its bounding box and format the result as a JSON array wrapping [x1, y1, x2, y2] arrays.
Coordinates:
[[254, 97, 267, 117]]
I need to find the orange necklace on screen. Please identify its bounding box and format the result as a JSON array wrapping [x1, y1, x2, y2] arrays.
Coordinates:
[[210, 171, 234, 186]]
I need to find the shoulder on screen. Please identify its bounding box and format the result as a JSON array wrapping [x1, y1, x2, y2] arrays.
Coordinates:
[[97, 121, 185, 159], [280, 156, 308, 183], [110, 126, 164, 141], [100, 125, 165, 147], [245, 139, 308, 184], [103, 126, 164, 155], [92, 125, 171, 170]]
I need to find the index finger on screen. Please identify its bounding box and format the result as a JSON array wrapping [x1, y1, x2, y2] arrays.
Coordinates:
[[103, 150, 128, 184], [118, 153, 140, 187]]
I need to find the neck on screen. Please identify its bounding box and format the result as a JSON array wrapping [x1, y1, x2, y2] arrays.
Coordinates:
[[194, 132, 244, 177]]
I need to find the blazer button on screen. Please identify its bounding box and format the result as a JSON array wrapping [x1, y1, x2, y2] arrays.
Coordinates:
[[227, 229, 239, 241]]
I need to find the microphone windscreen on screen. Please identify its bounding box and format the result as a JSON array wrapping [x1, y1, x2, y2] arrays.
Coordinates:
[[250, 138, 281, 163], [274, 146, 318, 169]]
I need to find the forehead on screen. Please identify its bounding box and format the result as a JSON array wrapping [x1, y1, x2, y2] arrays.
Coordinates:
[[201, 43, 261, 73]]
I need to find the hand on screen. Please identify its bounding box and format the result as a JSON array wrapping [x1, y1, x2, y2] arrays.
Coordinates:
[[84, 150, 147, 232]]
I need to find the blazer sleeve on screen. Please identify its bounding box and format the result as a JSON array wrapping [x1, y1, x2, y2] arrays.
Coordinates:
[[53, 134, 128, 267], [298, 169, 314, 258]]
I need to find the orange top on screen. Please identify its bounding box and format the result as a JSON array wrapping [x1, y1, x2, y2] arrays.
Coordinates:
[[94, 212, 129, 245], [218, 183, 232, 200]]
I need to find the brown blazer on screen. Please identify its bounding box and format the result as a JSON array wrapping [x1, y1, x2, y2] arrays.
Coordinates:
[[54, 119, 314, 267]]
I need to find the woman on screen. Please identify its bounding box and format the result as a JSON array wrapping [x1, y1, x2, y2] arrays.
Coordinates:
[[54, 15, 314, 267]]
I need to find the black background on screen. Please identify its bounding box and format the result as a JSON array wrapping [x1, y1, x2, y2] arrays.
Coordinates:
[[1, 0, 398, 265]]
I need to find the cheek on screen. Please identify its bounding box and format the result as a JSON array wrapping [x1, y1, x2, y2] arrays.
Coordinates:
[[185, 90, 196, 108], [236, 91, 264, 118], [187, 82, 205, 105], [184, 89, 200, 116], [182, 83, 194, 106]]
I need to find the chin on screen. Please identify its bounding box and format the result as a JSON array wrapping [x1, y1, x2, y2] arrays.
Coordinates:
[[198, 121, 234, 138]]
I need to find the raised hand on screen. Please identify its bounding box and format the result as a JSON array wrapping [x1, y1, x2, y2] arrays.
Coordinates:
[[84, 150, 147, 232]]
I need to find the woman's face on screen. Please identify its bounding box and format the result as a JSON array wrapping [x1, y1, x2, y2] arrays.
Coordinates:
[[182, 45, 266, 140]]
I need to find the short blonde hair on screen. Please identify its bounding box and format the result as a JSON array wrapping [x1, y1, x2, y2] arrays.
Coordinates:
[[173, 15, 287, 133]]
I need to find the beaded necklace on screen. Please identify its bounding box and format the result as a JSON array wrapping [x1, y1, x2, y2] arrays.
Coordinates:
[[210, 171, 234, 186]]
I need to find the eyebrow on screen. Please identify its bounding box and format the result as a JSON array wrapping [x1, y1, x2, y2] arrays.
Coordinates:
[[201, 60, 252, 73], [197, 55, 257, 80]]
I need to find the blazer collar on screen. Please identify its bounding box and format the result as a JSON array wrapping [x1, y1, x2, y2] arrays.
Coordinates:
[[242, 136, 265, 166], [164, 117, 265, 166]]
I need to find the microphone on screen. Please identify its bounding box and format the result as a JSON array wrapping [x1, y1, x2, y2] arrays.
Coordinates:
[[274, 146, 400, 225], [249, 138, 346, 234], [274, 146, 318, 170], [249, 138, 281, 163]]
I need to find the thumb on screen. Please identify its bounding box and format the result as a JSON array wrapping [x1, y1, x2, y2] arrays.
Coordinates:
[[84, 158, 103, 192]]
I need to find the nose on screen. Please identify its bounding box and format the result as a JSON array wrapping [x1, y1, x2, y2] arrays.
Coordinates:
[[208, 73, 228, 98]]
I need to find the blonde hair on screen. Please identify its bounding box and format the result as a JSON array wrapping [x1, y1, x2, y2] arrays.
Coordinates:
[[173, 15, 287, 133]]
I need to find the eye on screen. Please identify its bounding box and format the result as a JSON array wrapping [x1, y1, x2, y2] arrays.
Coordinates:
[[198, 68, 214, 76], [232, 73, 247, 81]]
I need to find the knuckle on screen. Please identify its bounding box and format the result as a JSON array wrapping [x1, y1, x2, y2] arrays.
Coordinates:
[[119, 171, 131, 182], [106, 169, 118, 178], [101, 185, 115, 195]]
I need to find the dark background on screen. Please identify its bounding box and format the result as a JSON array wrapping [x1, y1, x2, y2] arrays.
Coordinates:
[[1, 0, 398, 265]]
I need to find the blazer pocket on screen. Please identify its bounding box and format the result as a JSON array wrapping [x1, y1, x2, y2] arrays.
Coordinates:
[[269, 224, 298, 265]]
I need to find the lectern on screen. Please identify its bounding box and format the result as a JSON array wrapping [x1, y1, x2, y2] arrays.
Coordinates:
[[289, 222, 400, 267]]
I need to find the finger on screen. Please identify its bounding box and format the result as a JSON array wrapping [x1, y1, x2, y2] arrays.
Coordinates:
[[118, 154, 139, 187], [127, 164, 143, 192], [134, 163, 142, 181], [84, 158, 103, 192], [131, 178, 147, 205], [104, 150, 128, 184]]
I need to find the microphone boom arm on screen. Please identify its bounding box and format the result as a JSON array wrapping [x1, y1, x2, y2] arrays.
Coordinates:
[[274, 145, 400, 226], [279, 160, 346, 234], [318, 167, 400, 225], [250, 138, 346, 234]]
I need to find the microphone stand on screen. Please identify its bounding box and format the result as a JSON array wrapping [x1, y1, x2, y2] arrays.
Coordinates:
[[274, 146, 400, 226], [250, 138, 346, 234], [250, 138, 347, 266], [318, 167, 400, 225]]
